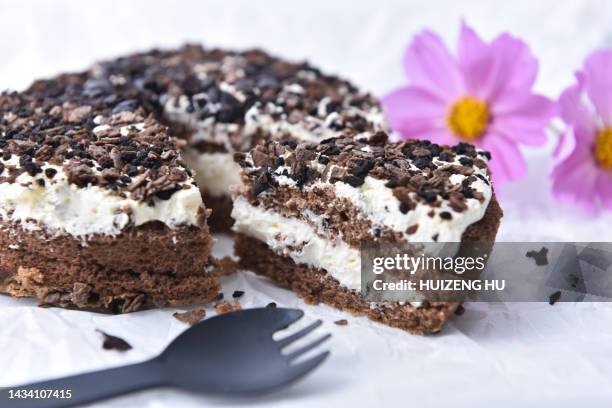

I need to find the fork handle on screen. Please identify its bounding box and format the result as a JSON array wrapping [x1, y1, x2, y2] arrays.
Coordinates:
[[1, 358, 168, 408]]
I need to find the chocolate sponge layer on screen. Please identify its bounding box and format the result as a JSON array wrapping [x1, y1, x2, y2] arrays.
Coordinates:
[[0, 221, 219, 313]]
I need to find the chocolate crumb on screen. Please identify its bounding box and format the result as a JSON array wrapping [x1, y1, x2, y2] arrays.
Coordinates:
[[526, 247, 549, 266], [215, 300, 242, 314], [211, 256, 239, 276], [97, 330, 132, 352], [232, 290, 245, 298], [406, 224, 419, 235], [334, 319, 348, 326], [173, 307, 206, 325], [569, 273, 580, 289], [549, 291, 562, 305], [266, 302, 277, 308]]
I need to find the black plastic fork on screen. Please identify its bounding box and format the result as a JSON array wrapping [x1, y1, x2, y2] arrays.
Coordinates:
[[2, 308, 330, 407]]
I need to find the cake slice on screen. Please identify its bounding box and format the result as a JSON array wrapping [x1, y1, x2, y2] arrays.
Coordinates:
[[89, 45, 386, 230], [0, 74, 219, 313], [231, 132, 502, 334]]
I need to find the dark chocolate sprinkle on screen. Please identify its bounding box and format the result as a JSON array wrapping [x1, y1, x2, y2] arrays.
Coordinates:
[[44, 168, 57, 179], [439, 211, 452, 220], [549, 291, 561, 305], [97, 330, 132, 352]]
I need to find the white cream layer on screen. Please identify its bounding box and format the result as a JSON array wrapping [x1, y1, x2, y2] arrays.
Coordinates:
[[182, 151, 242, 197], [0, 156, 203, 238], [318, 169, 491, 242], [232, 196, 361, 290]]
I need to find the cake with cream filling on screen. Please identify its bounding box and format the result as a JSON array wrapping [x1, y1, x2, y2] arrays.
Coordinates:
[[231, 132, 502, 334], [89, 45, 386, 230], [0, 74, 219, 313]]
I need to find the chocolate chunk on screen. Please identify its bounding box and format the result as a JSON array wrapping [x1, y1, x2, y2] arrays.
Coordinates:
[[343, 174, 365, 187], [318, 155, 330, 165], [480, 151, 492, 160], [458, 157, 474, 167], [385, 178, 399, 188], [334, 319, 348, 326], [252, 173, 271, 196], [419, 190, 437, 203], [549, 291, 561, 305], [266, 302, 277, 308], [65, 163, 97, 187], [526, 247, 549, 266], [44, 168, 57, 179], [349, 158, 374, 177], [97, 330, 132, 352], [232, 290, 245, 298]]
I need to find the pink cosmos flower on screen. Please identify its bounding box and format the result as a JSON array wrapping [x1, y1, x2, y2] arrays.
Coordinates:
[[382, 22, 556, 186], [552, 50, 612, 213]]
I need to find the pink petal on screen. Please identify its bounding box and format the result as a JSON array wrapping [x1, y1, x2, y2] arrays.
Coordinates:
[[381, 86, 447, 137], [552, 129, 576, 163], [558, 78, 597, 138], [490, 94, 556, 147], [584, 50, 612, 124], [596, 171, 612, 210], [473, 34, 538, 103], [457, 21, 488, 95], [481, 133, 527, 185], [416, 127, 457, 146], [551, 146, 600, 213], [403, 30, 465, 102]]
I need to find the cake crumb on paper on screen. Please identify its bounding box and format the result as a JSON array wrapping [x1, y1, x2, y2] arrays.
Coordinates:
[[215, 300, 242, 314], [173, 307, 206, 325]]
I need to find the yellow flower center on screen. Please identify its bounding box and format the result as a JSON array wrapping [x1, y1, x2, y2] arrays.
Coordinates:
[[447, 97, 490, 140], [595, 127, 612, 169]]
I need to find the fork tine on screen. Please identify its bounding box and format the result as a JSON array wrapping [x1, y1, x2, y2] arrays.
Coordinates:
[[286, 351, 330, 379], [276, 319, 322, 348], [285, 333, 331, 361]]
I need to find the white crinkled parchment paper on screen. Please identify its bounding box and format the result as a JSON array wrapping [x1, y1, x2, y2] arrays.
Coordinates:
[[3, 1, 612, 406]]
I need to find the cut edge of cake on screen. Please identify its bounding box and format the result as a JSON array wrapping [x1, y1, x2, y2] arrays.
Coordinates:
[[230, 131, 502, 334]]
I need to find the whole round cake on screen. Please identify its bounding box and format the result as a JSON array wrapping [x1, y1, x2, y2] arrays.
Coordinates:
[[89, 45, 387, 230]]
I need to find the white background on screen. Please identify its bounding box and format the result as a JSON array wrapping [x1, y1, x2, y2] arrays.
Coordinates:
[[2, 0, 612, 406]]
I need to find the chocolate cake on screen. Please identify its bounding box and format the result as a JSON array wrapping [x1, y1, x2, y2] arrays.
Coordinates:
[[231, 132, 502, 334], [87, 45, 386, 230], [0, 74, 219, 313]]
